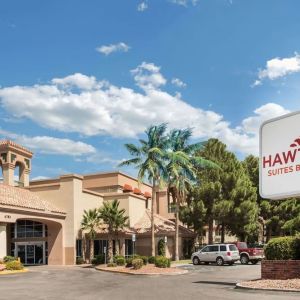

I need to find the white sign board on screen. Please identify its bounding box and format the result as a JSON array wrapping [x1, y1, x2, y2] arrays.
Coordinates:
[[132, 234, 136, 242], [260, 111, 300, 199]]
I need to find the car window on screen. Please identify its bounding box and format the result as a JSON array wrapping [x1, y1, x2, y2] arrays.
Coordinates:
[[220, 245, 226, 251], [229, 245, 238, 251], [238, 242, 247, 249], [209, 245, 219, 252], [201, 246, 209, 252]]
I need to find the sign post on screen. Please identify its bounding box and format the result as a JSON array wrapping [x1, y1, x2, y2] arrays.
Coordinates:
[[260, 111, 300, 199], [104, 246, 107, 264]]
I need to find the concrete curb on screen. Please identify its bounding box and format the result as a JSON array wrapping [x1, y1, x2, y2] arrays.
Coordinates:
[[0, 268, 28, 276], [95, 266, 188, 276], [236, 282, 300, 293]]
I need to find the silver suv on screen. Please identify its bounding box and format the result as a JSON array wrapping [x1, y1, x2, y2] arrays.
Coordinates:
[[191, 244, 240, 266]]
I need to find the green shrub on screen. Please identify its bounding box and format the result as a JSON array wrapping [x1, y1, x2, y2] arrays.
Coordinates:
[[158, 239, 166, 256], [3, 256, 16, 263], [264, 236, 300, 260], [140, 256, 148, 265], [91, 254, 105, 265], [155, 256, 171, 268], [107, 262, 117, 267], [5, 260, 23, 270], [132, 258, 143, 270], [115, 257, 126, 266], [148, 256, 155, 264], [76, 257, 85, 265], [126, 255, 141, 267]]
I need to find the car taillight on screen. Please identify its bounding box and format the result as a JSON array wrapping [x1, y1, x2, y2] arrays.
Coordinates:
[[227, 252, 231, 256]]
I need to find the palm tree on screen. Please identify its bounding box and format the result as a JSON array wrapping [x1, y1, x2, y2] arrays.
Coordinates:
[[81, 208, 101, 262], [166, 129, 215, 260], [98, 199, 129, 263], [119, 124, 168, 256]]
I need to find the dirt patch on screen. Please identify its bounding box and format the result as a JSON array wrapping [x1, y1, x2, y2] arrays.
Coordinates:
[[96, 264, 188, 275]]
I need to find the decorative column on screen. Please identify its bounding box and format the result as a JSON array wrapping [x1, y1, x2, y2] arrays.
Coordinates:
[[2, 164, 14, 186], [0, 224, 7, 259]]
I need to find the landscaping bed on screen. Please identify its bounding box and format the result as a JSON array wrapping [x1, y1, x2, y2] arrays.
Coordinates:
[[237, 279, 300, 292], [96, 264, 188, 275], [0, 256, 26, 275]]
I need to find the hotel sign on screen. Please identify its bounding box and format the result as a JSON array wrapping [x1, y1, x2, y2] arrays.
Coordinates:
[[260, 111, 300, 199]]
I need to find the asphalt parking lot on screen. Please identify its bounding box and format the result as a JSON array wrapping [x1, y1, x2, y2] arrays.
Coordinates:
[[0, 263, 299, 300]]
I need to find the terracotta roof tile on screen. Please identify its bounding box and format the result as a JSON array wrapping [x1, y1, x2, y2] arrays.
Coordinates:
[[0, 184, 65, 215]]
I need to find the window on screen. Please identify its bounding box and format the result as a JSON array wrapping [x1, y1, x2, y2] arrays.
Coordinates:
[[238, 242, 247, 249], [201, 246, 209, 252], [220, 245, 226, 252], [229, 245, 238, 251], [145, 199, 149, 209], [125, 239, 133, 257], [94, 240, 108, 255], [209, 245, 219, 252], [12, 220, 46, 239], [76, 240, 82, 257]]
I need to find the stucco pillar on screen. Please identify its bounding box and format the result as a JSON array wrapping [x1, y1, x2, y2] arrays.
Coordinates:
[[0, 224, 7, 259], [120, 238, 125, 256], [20, 168, 30, 187], [2, 164, 14, 186]]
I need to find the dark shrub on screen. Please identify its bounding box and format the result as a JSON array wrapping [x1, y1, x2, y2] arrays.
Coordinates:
[[115, 256, 126, 266], [264, 236, 299, 260], [140, 256, 148, 265], [107, 262, 117, 267], [5, 260, 23, 270], [132, 258, 143, 270], [158, 239, 166, 256], [3, 256, 16, 263], [76, 257, 85, 265], [126, 255, 141, 267], [91, 254, 105, 265], [154, 256, 171, 268], [148, 256, 155, 264]]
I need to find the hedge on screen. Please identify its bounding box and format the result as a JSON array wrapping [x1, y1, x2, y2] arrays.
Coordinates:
[[264, 236, 300, 260], [5, 260, 24, 271], [154, 256, 171, 268], [132, 258, 143, 270]]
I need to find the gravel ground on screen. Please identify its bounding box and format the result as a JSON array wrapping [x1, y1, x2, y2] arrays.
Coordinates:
[[239, 279, 300, 291], [96, 264, 187, 275]]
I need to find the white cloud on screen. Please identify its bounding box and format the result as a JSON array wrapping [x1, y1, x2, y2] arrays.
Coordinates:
[[31, 176, 49, 181], [0, 129, 96, 156], [171, 0, 198, 7], [0, 64, 290, 155], [254, 53, 300, 86], [171, 78, 186, 88], [137, 2, 148, 11], [96, 42, 130, 56], [131, 62, 167, 90]]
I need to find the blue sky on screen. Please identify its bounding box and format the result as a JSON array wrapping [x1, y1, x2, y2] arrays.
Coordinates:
[[1, 0, 300, 180]]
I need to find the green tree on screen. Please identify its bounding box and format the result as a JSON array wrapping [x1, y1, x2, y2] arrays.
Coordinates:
[[81, 208, 101, 262], [166, 128, 214, 260], [196, 139, 259, 242], [119, 124, 167, 256], [98, 199, 129, 263]]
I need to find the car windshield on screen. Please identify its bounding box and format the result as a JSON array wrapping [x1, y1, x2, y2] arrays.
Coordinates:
[[229, 245, 238, 251], [238, 242, 247, 249]]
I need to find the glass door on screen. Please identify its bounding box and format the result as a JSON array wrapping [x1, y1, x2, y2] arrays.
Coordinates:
[[15, 242, 45, 265]]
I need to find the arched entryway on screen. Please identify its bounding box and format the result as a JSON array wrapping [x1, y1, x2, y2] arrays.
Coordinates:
[[8, 218, 63, 265]]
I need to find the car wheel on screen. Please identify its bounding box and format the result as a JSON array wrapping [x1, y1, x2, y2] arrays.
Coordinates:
[[193, 257, 200, 265], [240, 255, 249, 265], [251, 260, 259, 265], [216, 257, 224, 266]]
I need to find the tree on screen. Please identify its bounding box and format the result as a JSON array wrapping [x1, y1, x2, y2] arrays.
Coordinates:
[[119, 124, 167, 256], [81, 208, 101, 262], [166, 128, 215, 260], [98, 199, 129, 263], [195, 139, 259, 243]]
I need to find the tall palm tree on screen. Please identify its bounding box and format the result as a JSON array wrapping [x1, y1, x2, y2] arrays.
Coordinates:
[[166, 129, 215, 260], [81, 208, 101, 262], [98, 199, 129, 263], [119, 124, 168, 256]]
